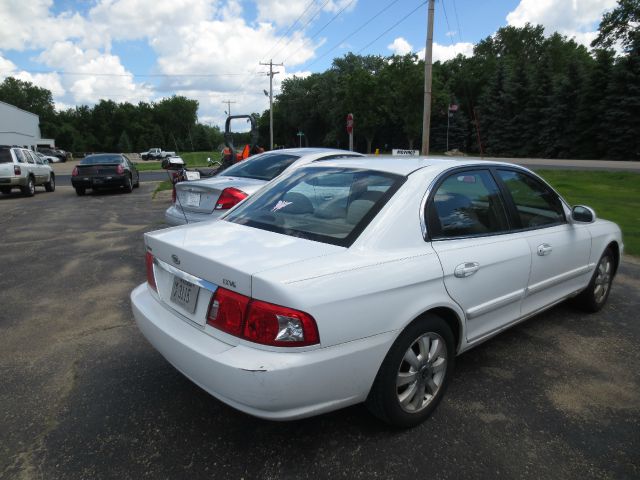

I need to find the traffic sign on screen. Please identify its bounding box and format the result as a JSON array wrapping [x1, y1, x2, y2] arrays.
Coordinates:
[[346, 113, 354, 134]]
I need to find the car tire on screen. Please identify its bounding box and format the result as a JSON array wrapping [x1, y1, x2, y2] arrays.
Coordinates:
[[572, 247, 615, 313], [366, 314, 455, 428], [75, 187, 86, 196], [21, 176, 35, 197], [124, 174, 133, 193], [1, 187, 11, 195], [45, 174, 55, 192], [134, 175, 140, 188]]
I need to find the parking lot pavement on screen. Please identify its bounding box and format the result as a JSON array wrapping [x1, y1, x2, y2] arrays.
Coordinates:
[[1, 185, 639, 479]]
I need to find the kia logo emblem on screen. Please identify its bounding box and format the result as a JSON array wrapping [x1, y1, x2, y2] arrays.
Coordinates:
[[171, 254, 180, 265]]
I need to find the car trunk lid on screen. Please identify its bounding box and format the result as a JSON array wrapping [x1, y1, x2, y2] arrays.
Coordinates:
[[175, 176, 266, 214], [145, 220, 344, 309], [76, 163, 121, 175]]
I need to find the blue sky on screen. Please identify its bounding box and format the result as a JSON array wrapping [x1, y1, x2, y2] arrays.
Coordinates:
[[0, 0, 616, 125]]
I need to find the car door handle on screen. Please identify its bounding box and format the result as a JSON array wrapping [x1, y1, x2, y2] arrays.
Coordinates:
[[454, 262, 480, 278], [537, 243, 553, 256]]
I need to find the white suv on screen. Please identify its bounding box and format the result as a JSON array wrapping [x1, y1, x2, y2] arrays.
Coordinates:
[[0, 146, 56, 196]]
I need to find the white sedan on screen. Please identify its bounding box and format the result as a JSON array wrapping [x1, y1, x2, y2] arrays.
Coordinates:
[[131, 157, 622, 427], [165, 148, 362, 225]]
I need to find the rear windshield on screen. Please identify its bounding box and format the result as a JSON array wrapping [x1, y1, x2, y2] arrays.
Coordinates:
[[0, 149, 12, 164], [80, 154, 124, 165], [219, 153, 300, 181], [224, 167, 406, 247]]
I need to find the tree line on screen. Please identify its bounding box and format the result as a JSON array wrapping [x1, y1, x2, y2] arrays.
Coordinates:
[[0, 0, 637, 159]]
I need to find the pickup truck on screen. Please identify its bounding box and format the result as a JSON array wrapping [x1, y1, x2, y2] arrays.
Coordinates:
[[140, 148, 176, 160], [0, 145, 56, 196]]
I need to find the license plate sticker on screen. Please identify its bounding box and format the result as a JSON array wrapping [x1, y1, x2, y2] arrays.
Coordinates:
[[185, 191, 201, 207], [170, 277, 200, 313]]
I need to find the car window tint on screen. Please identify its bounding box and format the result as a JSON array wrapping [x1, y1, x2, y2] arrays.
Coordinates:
[[219, 153, 300, 181], [225, 167, 405, 247], [13, 149, 26, 163], [0, 149, 12, 163], [497, 170, 565, 228], [429, 170, 509, 239]]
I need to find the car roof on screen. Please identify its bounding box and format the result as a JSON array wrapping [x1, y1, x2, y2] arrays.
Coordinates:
[[262, 147, 363, 156], [301, 156, 524, 176]]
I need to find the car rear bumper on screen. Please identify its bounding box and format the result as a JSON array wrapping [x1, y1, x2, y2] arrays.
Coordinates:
[[165, 205, 222, 226], [72, 175, 127, 188], [130, 283, 394, 420], [0, 176, 25, 187]]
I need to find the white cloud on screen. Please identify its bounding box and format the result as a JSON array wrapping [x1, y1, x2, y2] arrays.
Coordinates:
[[415, 42, 475, 62], [506, 0, 617, 46], [387, 37, 413, 56]]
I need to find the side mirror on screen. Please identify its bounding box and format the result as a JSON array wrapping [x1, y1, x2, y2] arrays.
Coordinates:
[[572, 205, 596, 223], [161, 156, 185, 170]]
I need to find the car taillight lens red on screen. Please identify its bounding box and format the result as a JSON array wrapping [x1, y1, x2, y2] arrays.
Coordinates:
[[206, 288, 319, 347], [145, 252, 157, 291], [116, 164, 125, 174], [206, 288, 250, 336], [72, 167, 78, 176], [215, 187, 248, 210], [14, 165, 21, 175]]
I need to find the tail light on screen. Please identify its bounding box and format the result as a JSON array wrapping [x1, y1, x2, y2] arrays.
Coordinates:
[[215, 187, 248, 210], [14, 165, 21, 175], [116, 164, 125, 174], [207, 288, 319, 347], [72, 167, 78, 176], [145, 252, 157, 291]]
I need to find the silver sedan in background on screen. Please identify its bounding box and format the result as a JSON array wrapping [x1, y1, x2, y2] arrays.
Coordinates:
[[165, 148, 362, 226]]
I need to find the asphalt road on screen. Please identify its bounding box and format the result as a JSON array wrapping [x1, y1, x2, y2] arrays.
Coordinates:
[[1, 185, 639, 479]]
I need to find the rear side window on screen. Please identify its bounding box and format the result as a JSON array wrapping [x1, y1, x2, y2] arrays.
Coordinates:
[[428, 170, 509, 239], [225, 167, 405, 247], [219, 153, 300, 181], [13, 149, 26, 163], [0, 149, 12, 163], [497, 170, 565, 229]]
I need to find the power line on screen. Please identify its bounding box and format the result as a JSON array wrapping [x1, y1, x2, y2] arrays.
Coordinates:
[[304, 0, 404, 69], [282, 0, 357, 64], [270, 0, 332, 62], [260, 0, 317, 63], [356, 1, 427, 54]]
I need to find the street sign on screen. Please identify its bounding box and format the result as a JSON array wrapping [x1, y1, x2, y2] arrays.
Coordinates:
[[448, 104, 459, 112], [346, 113, 354, 134]]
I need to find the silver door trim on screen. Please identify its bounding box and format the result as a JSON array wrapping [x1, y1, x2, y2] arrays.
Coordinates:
[[526, 263, 595, 296], [466, 289, 525, 320]]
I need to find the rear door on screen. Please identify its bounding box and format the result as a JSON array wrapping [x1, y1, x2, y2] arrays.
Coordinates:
[[427, 168, 531, 342], [495, 169, 592, 315]]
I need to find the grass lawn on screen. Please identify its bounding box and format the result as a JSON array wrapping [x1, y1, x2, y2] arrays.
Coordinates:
[[537, 170, 639, 257], [135, 151, 222, 171]]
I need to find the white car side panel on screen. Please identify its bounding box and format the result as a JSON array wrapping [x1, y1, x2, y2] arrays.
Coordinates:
[[431, 234, 531, 342], [521, 223, 592, 315], [587, 219, 623, 264], [252, 249, 461, 349]]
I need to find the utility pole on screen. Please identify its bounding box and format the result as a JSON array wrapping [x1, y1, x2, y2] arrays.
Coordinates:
[[221, 100, 236, 117], [421, 0, 435, 156], [260, 59, 283, 150]]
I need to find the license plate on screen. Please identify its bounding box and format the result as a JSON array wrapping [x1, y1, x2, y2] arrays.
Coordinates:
[[93, 178, 103, 184], [170, 277, 200, 313], [185, 191, 201, 207], [185, 171, 201, 181]]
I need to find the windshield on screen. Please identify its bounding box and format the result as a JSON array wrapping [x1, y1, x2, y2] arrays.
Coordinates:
[[219, 153, 300, 181], [80, 154, 124, 165], [225, 167, 405, 247]]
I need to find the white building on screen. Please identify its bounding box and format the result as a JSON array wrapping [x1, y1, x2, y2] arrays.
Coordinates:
[[0, 100, 55, 149]]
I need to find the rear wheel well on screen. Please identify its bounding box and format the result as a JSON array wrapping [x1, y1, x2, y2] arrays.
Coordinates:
[[416, 307, 462, 353], [607, 241, 620, 276]]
